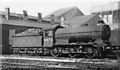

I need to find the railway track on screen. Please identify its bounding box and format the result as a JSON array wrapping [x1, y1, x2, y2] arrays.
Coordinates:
[[0, 55, 120, 70]]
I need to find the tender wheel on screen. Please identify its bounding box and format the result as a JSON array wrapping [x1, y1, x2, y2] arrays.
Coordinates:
[[27, 48, 36, 56], [84, 47, 98, 58], [18, 48, 23, 55], [68, 48, 77, 58], [13, 48, 18, 54], [36, 48, 42, 56], [51, 47, 59, 57]]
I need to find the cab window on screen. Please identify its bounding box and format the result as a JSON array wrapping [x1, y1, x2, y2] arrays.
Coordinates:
[[45, 30, 52, 36]]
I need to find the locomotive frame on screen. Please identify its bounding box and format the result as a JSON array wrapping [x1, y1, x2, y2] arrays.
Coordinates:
[[11, 23, 114, 58]]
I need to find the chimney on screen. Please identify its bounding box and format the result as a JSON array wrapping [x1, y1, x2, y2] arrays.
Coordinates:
[[38, 13, 42, 23], [61, 17, 65, 26], [23, 10, 28, 21], [50, 15, 55, 24], [60, 17, 67, 27], [5, 8, 10, 20]]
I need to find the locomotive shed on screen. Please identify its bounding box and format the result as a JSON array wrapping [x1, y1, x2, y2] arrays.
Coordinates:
[[0, 8, 58, 54], [0, 55, 120, 70]]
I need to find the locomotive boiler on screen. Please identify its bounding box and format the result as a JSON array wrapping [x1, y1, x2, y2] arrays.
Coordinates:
[[55, 24, 110, 44]]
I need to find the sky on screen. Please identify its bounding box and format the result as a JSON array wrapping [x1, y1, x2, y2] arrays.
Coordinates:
[[0, 0, 119, 17]]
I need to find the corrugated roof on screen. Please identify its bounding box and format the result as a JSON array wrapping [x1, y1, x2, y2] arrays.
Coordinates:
[[0, 11, 37, 19], [0, 11, 58, 23], [0, 16, 54, 29], [0, 11, 61, 29]]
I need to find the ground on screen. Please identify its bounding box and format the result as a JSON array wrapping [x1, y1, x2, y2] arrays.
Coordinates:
[[0, 55, 120, 70]]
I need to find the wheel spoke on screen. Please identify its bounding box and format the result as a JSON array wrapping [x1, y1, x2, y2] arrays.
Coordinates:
[[51, 47, 59, 57], [36, 48, 42, 56], [68, 48, 77, 57], [27, 48, 36, 56], [84, 47, 97, 58]]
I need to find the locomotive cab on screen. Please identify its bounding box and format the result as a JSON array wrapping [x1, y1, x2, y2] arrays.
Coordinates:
[[42, 29, 53, 47]]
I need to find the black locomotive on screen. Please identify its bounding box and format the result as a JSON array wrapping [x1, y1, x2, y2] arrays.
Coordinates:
[[11, 15, 116, 58]]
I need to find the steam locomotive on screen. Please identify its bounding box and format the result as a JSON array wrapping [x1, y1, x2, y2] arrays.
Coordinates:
[[11, 15, 117, 58]]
